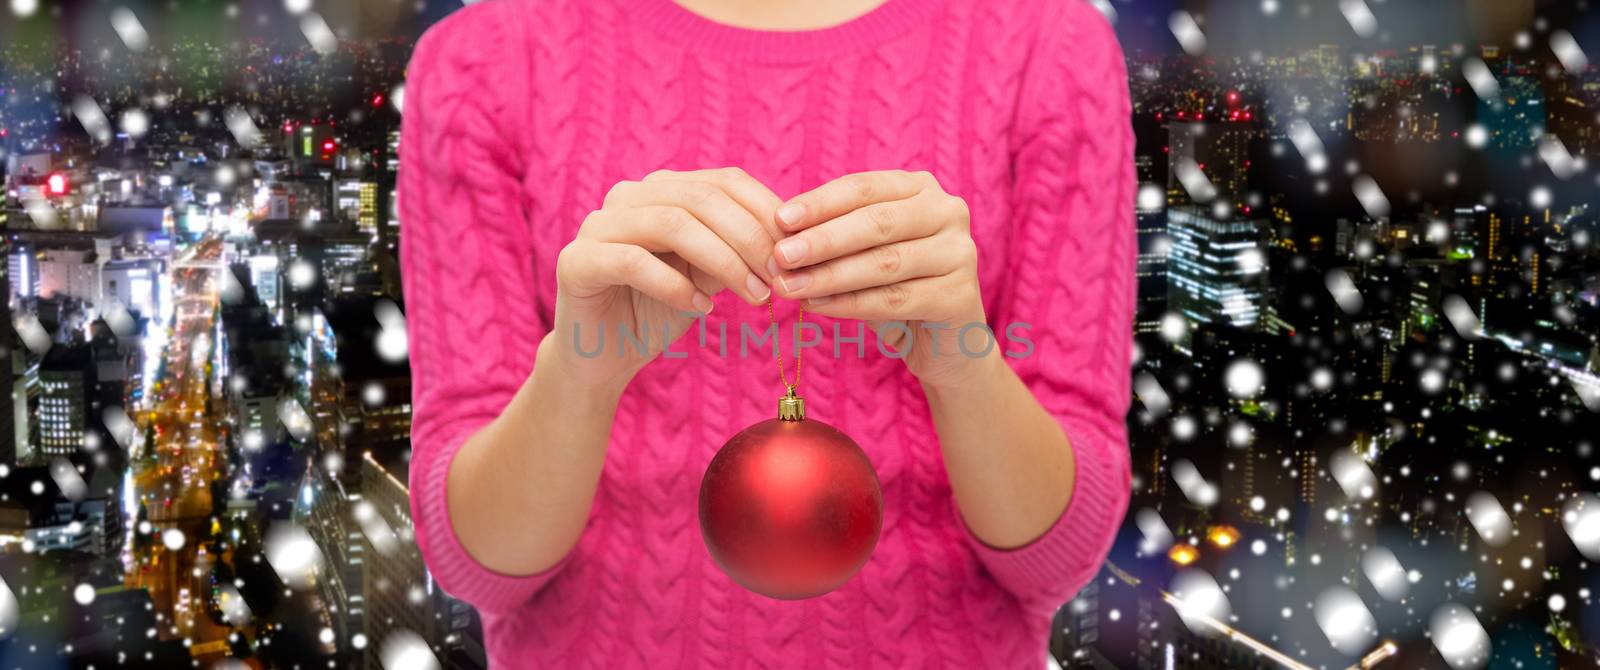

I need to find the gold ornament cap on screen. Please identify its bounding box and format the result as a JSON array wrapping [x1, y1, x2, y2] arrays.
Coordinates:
[[778, 386, 806, 421]]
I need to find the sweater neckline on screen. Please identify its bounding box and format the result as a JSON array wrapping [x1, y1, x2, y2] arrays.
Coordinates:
[[623, 0, 945, 64]]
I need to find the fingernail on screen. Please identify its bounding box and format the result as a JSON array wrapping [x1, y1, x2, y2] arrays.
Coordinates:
[[807, 295, 832, 306], [779, 272, 810, 293], [776, 237, 809, 265], [745, 275, 770, 301], [692, 293, 715, 314], [766, 256, 780, 278], [776, 202, 806, 228]]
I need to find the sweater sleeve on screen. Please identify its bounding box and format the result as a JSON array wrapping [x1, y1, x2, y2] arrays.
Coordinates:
[[961, 0, 1135, 615], [399, 3, 566, 615]]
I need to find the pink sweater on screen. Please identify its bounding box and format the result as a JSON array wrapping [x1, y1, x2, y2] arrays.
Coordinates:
[[398, 0, 1134, 666]]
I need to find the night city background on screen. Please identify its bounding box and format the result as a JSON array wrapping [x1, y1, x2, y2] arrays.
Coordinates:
[[0, 0, 1598, 669]]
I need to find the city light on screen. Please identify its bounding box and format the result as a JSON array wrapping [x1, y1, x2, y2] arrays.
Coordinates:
[[46, 172, 67, 195], [1206, 525, 1240, 548], [1167, 544, 1200, 566]]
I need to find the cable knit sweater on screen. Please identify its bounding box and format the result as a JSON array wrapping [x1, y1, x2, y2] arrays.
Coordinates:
[[398, 0, 1133, 666]]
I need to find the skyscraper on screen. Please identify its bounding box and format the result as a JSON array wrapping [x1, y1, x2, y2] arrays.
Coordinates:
[[37, 345, 96, 461], [1167, 122, 1252, 208], [1135, 156, 1170, 334], [1167, 206, 1267, 332], [298, 462, 365, 664], [0, 205, 15, 464], [1136, 206, 1170, 335], [336, 180, 381, 238], [362, 452, 486, 670]]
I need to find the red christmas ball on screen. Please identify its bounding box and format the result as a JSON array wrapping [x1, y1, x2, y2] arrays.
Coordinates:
[[699, 415, 883, 600]]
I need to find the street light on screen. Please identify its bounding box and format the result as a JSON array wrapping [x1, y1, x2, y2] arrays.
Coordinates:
[[1208, 525, 1241, 549], [1169, 544, 1200, 566]]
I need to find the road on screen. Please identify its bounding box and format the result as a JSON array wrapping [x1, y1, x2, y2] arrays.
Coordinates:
[[122, 235, 239, 662]]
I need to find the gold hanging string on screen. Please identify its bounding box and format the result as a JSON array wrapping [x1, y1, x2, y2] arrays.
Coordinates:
[[769, 297, 806, 421], [767, 297, 802, 393]]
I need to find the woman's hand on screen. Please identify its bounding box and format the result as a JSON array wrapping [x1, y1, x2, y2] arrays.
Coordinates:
[[769, 170, 993, 390], [552, 167, 782, 391]]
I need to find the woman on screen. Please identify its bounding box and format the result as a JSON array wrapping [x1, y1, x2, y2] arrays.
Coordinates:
[[398, 0, 1133, 666]]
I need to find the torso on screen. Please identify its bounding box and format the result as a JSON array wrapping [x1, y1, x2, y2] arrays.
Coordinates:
[[482, 0, 1056, 665]]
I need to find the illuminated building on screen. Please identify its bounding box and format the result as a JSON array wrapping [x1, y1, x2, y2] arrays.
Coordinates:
[[1487, 213, 1503, 261], [0, 461, 124, 556], [89, 320, 140, 412], [36, 346, 95, 460], [0, 206, 13, 464], [321, 232, 373, 293], [296, 456, 366, 660], [1527, 250, 1541, 296], [37, 248, 101, 303], [318, 296, 413, 457], [1167, 206, 1267, 332], [1297, 449, 1317, 506], [260, 178, 332, 225], [1167, 122, 1252, 208], [385, 131, 401, 174], [284, 124, 341, 168], [247, 254, 282, 311], [1052, 580, 1110, 669], [358, 182, 378, 236], [1135, 155, 1170, 334], [381, 131, 401, 256], [1237, 440, 1296, 527], [100, 258, 162, 319], [336, 179, 380, 236], [8, 243, 38, 300], [363, 452, 486, 670], [221, 272, 287, 449], [1403, 260, 1448, 340], [1335, 219, 1355, 259]]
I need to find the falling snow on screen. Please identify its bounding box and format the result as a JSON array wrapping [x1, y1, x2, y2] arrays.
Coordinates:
[[1313, 586, 1377, 655], [1167, 11, 1206, 56], [264, 523, 325, 590], [379, 629, 441, 670], [1430, 603, 1491, 670]]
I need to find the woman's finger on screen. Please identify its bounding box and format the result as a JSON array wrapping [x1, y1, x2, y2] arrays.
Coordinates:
[[637, 179, 779, 285], [687, 167, 787, 242], [798, 276, 947, 321], [586, 206, 769, 304], [772, 193, 944, 271], [613, 173, 783, 284], [557, 241, 711, 313], [640, 167, 786, 240], [774, 235, 965, 300], [775, 170, 929, 232]]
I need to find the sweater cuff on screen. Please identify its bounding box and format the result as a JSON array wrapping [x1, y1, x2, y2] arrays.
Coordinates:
[[411, 422, 571, 614], [960, 418, 1129, 610]]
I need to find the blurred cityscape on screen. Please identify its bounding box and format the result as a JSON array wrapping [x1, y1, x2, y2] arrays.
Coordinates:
[[1057, 2, 1600, 670], [0, 1, 1595, 669], [1, 2, 464, 668]]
